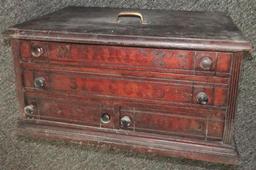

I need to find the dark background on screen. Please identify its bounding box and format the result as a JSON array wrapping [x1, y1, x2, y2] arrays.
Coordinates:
[[0, 1, 255, 170]]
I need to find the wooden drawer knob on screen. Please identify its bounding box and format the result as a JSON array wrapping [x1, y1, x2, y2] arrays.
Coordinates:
[[31, 46, 44, 57], [34, 77, 46, 89], [196, 92, 208, 105], [100, 113, 111, 124], [120, 115, 132, 128], [200, 57, 213, 70], [24, 105, 35, 117]]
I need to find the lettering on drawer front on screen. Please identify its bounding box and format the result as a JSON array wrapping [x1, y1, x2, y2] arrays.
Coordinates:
[[21, 40, 197, 70], [48, 74, 192, 103], [57, 43, 195, 70], [23, 70, 228, 106], [20, 40, 232, 75]]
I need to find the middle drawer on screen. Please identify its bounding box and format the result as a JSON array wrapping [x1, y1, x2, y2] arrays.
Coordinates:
[[23, 69, 228, 107]]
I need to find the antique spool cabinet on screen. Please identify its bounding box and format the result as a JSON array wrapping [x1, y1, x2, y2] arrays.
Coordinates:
[[5, 7, 252, 164]]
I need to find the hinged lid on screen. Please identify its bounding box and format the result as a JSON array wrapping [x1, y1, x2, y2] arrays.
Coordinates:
[[5, 7, 252, 52]]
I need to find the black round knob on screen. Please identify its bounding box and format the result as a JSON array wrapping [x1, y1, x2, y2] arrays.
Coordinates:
[[34, 77, 45, 89], [24, 105, 35, 117], [196, 92, 208, 105], [200, 57, 213, 70], [31, 46, 44, 58], [120, 115, 132, 128], [100, 113, 110, 124]]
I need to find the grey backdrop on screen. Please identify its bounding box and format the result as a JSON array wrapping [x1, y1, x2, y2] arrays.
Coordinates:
[[0, 1, 255, 170]]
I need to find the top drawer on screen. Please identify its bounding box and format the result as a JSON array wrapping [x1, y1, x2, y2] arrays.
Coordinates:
[[19, 40, 232, 75]]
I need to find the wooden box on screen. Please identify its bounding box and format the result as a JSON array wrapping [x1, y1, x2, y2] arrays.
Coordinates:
[[5, 7, 252, 164]]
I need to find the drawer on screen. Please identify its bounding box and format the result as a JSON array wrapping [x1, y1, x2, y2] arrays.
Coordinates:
[[23, 95, 224, 141], [24, 97, 119, 129], [19, 40, 232, 75], [23, 69, 228, 106], [119, 107, 224, 140], [24, 95, 224, 140]]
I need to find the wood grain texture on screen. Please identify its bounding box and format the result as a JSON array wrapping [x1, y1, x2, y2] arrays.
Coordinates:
[[223, 52, 243, 144], [24, 94, 225, 140], [21, 62, 230, 85], [25, 91, 226, 120], [11, 40, 25, 117], [19, 40, 232, 76], [22, 69, 228, 107], [6, 6, 251, 164], [11, 38, 243, 164], [17, 119, 239, 165]]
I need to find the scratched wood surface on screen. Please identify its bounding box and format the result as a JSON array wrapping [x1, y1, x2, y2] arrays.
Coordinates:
[[20, 41, 232, 76], [6, 7, 252, 52], [9, 29, 246, 164], [17, 38, 230, 141], [6, 6, 253, 165]]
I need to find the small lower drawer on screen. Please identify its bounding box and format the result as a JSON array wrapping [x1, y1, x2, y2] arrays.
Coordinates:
[[119, 106, 224, 140], [25, 96, 119, 129]]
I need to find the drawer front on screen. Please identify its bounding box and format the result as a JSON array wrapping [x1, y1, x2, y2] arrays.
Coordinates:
[[23, 95, 224, 141], [23, 70, 228, 106], [25, 97, 119, 129], [19, 40, 232, 75], [119, 108, 224, 140]]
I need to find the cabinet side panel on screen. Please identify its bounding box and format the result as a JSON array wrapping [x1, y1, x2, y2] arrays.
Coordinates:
[[11, 39, 25, 117], [223, 52, 243, 144]]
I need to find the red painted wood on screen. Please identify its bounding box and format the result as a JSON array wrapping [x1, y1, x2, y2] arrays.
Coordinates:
[[17, 119, 240, 165], [19, 40, 232, 76], [213, 87, 228, 106], [51, 74, 192, 103], [216, 53, 232, 73], [25, 95, 224, 140], [38, 99, 101, 127], [120, 107, 224, 140], [11, 40, 25, 116], [208, 121, 224, 138], [24, 62, 230, 84], [25, 91, 226, 120], [133, 111, 206, 136], [23, 70, 228, 106], [7, 6, 250, 163], [17, 38, 232, 151]]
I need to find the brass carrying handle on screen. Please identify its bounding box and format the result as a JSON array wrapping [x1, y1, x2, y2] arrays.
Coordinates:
[[117, 12, 144, 24]]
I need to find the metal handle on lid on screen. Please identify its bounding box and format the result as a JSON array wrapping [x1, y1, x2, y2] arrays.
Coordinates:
[[117, 12, 144, 24]]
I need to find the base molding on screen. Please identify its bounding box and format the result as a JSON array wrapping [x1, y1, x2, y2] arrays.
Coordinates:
[[17, 119, 239, 165]]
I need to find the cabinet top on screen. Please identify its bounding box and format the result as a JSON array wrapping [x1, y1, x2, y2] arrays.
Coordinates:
[[6, 6, 252, 52]]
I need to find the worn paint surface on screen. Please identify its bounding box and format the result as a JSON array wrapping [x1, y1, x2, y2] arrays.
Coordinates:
[[1, 1, 256, 170]]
